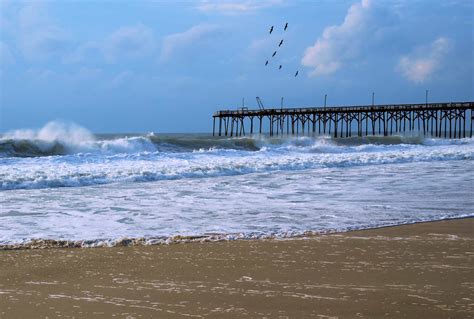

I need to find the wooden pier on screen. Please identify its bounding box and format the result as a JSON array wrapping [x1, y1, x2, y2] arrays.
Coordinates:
[[213, 101, 474, 138]]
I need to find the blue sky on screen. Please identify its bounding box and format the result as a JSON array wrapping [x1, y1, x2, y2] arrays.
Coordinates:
[[0, 0, 472, 133]]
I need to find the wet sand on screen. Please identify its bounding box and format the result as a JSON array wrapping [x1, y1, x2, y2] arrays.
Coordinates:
[[0, 218, 473, 318]]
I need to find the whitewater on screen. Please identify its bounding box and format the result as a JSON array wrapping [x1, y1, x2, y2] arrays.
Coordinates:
[[1, 122, 473, 248]]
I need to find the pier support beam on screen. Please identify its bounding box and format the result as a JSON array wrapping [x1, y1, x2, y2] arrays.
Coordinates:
[[212, 102, 473, 139], [212, 117, 216, 136]]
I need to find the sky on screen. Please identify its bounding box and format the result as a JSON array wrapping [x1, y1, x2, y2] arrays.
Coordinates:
[[0, 0, 473, 133]]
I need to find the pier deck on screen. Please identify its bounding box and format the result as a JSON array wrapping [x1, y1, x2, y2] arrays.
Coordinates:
[[212, 101, 474, 138]]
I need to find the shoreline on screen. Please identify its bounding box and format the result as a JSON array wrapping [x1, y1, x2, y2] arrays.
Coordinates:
[[1, 217, 472, 318], [1, 215, 472, 250]]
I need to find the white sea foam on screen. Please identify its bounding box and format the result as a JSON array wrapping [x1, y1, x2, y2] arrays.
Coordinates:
[[0, 160, 472, 247], [1, 123, 473, 246], [0, 137, 472, 190]]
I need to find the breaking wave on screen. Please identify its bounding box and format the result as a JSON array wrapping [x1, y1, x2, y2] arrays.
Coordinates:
[[0, 122, 159, 157], [1, 122, 473, 190], [1, 121, 471, 158]]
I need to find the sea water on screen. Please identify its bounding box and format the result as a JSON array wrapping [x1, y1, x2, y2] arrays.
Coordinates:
[[1, 122, 473, 247]]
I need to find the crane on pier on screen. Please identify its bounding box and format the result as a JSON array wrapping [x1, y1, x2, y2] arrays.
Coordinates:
[[256, 97, 265, 110]]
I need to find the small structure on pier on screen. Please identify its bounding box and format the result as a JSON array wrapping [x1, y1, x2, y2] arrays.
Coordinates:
[[212, 101, 474, 139]]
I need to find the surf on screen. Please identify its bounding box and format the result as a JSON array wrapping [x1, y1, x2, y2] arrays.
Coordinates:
[[1, 121, 472, 158]]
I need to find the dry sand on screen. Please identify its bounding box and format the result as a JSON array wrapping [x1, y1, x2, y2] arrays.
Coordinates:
[[0, 218, 473, 318]]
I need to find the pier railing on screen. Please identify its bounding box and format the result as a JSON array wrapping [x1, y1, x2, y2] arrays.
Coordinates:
[[212, 102, 474, 138]]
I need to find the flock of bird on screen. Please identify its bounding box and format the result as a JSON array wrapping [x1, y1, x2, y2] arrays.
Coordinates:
[[264, 22, 298, 77]]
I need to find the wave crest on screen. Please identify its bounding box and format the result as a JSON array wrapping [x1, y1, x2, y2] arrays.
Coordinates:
[[3, 121, 473, 158], [0, 122, 159, 157], [1, 122, 94, 157]]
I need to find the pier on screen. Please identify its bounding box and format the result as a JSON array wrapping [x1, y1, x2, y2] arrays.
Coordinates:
[[213, 101, 474, 138]]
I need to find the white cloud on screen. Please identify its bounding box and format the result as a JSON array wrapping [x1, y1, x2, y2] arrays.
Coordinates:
[[8, 3, 156, 64], [396, 37, 451, 84], [103, 23, 156, 63], [17, 2, 69, 61], [160, 24, 219, 62], [301, 0, 375, 77], [196, 0, 283, 14]]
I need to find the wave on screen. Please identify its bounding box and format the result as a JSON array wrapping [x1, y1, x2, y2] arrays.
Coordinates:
[[1, 141, 473, 190], [0, 122, 265, 157], [1, 122, 473, 190], [0, 122, 159, 157], [1, 121, 472, 158], [1, 215, 472, 250]]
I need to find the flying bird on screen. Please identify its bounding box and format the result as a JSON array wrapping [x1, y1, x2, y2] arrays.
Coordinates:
[[294, 70, 299, 77], [278, 39, 284, 47], [284, 22, 288, 31], [272, 51, 277, 57], [269, 26, 274, 34], [265, 60, 269, 66], [279, 65, 282, 70]]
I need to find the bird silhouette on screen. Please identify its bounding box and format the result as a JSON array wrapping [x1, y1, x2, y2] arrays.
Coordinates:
[[284, 23, 288, 31], [278, 39, 283, 47], [272, 51, 277, 57], [269, 26, 274, 34], [265, 60, 269, 66], [294, 70, 299, 77], [279, 65, 282, 70]]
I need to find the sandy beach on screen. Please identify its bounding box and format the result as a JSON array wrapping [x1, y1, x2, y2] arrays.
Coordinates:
[[2, 1, 473, 318], [0, 218, 472, 318]]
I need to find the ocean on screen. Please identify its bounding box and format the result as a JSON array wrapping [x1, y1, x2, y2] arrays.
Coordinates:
[[1, 121, 473, 248]]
